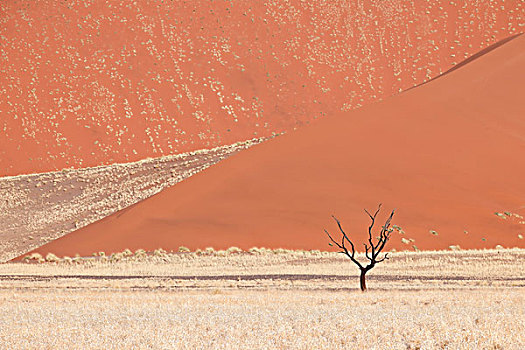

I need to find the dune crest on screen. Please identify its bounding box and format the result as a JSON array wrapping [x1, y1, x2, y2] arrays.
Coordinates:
[[26, 34, 525, 257]]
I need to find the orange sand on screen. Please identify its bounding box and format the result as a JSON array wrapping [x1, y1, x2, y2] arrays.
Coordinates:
[[1, 1, 523, 176], [28, 34, 525, 257]]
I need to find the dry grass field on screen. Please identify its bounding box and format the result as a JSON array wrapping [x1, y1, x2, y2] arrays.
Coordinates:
[[1, 248, 524, 348], [0, 138, 260, 262]]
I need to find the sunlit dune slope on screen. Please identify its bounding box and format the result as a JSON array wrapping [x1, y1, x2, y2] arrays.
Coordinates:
[[1, 0, 523, 176], [28, 34, 525, 257]]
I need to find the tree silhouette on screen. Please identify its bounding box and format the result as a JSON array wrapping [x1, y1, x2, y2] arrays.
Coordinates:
[[324, 204, 395, 291]]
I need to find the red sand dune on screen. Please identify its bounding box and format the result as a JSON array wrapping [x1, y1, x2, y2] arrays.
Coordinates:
[[30, 34, 525, 257], [1, 1, 523, 176]]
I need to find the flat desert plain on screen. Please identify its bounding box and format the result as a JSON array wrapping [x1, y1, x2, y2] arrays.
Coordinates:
[[1, 248, 524, 349]]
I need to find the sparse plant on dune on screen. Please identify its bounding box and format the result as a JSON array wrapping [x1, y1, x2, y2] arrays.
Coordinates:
[[134, 249, 147, 260], [45, 253, 61, 263], [153, 248, 167, 257], [226, 246, 242, 254], [122, 249, 133, 257], [249, 247, 262, 254], [22, 253, 43, 262], [324, 204, 395, 291]]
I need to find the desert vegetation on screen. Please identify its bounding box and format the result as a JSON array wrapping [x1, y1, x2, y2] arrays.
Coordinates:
[[1, 248, 524, 348], [325, 204, 394, 291], [0, 138, 260, 262], [1, 1, 524, 349], [2, 1, 522, 176]]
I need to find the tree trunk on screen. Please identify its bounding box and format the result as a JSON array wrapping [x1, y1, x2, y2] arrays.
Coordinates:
[[359, 270, 367, 291]]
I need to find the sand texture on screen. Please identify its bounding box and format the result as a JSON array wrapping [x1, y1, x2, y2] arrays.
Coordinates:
[[1, 1, 522, 176], [0, 139, 259, 262], [29, 34, 525, 257]]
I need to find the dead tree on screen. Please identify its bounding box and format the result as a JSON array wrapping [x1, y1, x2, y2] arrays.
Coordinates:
[[324, 204, 395, 291]]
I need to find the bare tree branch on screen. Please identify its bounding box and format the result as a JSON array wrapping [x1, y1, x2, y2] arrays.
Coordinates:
[[375, 253, 389, 263], [331, 215, 356, 257], [324, 204, 395, 291]]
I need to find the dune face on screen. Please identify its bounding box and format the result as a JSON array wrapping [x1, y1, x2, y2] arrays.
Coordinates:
[[1, 1, 523, 176], [0, 139, 258, 262], [28, 34, 525, 258]]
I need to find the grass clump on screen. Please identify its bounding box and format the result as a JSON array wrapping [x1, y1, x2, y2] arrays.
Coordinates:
[[122, 249, 133, 257], [215, 250, 227, 257], [23, 253, 43, 262], [153, 248, 167, 257], [45, 253, 61, 263], [272, 248, 288, 254], [248, 247, 262, 254], [226, 246, 242, 254]]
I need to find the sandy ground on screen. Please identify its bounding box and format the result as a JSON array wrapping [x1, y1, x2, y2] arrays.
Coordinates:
[[1, 249, 523, 348], [2, 1, 522, 176], [0, 139, 260, 262], [34, 33, 525, 257]]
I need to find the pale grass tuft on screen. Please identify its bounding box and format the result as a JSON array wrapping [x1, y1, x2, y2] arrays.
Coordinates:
[[178, 246, 191, 253], [45, 253, 60, 263], [272, 248, 288, 254], [226, 246, 242, 254], [24, 253, 43, 261], [122, 249, 133, 256], [248, 247, 261, 254], [153, 248, 167, 257], [110, 253, 124, 262]]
